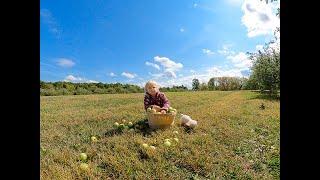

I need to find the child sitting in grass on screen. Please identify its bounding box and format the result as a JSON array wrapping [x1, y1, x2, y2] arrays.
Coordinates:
[[144, 80, 170, 114]]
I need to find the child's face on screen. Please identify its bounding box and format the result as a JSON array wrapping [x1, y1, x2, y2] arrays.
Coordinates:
[[147, 84, 159, 96]]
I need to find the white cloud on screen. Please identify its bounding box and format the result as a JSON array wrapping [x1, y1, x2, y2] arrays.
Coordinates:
[[152, 56, 184, 79], [40, 9, 62, 38], [256, 44, 264, 51], [226, 52, 252, 69], [109, 72, 116, 77], [63, 75, 98, 83], [180, 28, 185, 32], [268, 38, 280, 53], [206, 67, 244, 77], [193, 3, 198, 7], [145, 61, 160, 70], [164, 70, 177, 78], [202, 48, 215, 55], [64, 75, 79, 81], [154, 56, 183, 72], [56, 58, 75, 68], [87, 80, 99, 83], [121, 72, 137, 79], [149, 72, 164, 79], [241, 0, 280, 37], [145, 66, 249, 89], [218, 44, 235, 55]]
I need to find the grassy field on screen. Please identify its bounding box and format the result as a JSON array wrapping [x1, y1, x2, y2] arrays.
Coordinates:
[[40, 91, 280, 180]]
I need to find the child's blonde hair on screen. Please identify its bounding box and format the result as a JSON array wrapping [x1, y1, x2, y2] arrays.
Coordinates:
[[144, 80, 160, 93]]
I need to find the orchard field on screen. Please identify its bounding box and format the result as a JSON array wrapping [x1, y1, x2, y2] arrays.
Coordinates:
[[40, 91, 280, 179]]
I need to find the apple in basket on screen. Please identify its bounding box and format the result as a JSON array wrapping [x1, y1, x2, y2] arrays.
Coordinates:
[[151, 109, 157, 113], [147, 107, 152, 112]]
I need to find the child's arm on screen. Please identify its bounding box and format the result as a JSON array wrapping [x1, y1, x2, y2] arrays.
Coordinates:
[[144, 95, 151, 111], [160, 93, 170, 111]]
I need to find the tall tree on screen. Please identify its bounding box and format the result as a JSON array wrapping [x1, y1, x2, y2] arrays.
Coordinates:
[[192, 79, 200, 91]]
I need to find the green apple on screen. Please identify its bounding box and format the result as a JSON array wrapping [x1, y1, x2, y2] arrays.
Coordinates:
[[149, 146, 156, 150], [80, 163, 89, 171], [119, 124, 125, 129], [123, 126, 129, 131], [128, 122, 133, 127], [142, 143, 149, 148], [80, 153, 87, 161], [169, 107, 173, 110], [164, 141, 171, 147], [40, 146, 46, 152], [147, 107, 152, 112], [91, 136, 98, 143], [173, 131, 178, 135], [113, 122, 119, 128], [173, 138, 179, 143]]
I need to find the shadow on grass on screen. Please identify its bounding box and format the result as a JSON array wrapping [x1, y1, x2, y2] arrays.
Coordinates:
[[183, 126, 197, 134], [103, 118, 164, 137], [250, 91, 280, 101]]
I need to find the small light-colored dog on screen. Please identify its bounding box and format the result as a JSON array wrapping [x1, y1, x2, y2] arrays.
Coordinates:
[[180, 114, 197, 128]]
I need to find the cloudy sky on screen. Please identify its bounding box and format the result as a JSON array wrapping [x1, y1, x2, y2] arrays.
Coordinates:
[[40, 0, 280, 88]]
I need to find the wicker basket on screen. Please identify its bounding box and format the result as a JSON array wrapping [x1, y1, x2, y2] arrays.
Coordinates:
[[147, 112, 177, 129]]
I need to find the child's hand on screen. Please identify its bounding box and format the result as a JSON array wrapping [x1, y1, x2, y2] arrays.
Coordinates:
[[160, 110, 166, 114], [151, 105, 161, 112]]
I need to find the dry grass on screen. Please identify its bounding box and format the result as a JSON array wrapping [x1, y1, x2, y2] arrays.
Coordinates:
[[40, 91, 279, 179]]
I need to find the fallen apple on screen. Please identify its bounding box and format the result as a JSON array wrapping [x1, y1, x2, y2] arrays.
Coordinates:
[[91, 136, 98, 143], [164, 141, 171, 147], [128, 122, 133, 127], [80, 163, 89, 171], [119, 124, 125, 129], [142, 143, 149, 148], [80, 153, 87, 161], [113, 122, 119, 128]]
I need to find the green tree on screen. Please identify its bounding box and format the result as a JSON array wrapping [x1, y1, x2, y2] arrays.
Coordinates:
[[208, 78, 216, 90], [199, 83, 208, 91], [192, 79, 200, 91], [249, 50, 280, 94]]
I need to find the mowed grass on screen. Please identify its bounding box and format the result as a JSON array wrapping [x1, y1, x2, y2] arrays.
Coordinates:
[[40, 91, 280, 180]]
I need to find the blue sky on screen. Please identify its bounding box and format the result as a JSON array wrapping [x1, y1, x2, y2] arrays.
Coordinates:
[[40, 0, 280, 88]]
